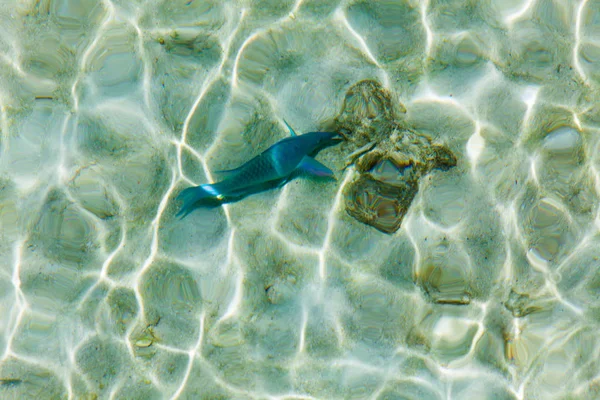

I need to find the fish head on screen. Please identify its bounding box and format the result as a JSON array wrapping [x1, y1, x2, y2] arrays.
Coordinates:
[[289, 131, 343, 157], [276, 131, 343, 163], [306, 131, 344, 149]]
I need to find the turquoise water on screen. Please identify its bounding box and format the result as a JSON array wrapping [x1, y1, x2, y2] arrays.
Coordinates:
[[1, 0, 600, 399]]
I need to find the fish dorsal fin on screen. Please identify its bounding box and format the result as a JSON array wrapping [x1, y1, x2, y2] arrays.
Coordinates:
[[297, 156, 335, 177], [283, 119, 297, 136]]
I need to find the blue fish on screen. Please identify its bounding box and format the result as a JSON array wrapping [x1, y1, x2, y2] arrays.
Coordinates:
[[176, 121, 342, 218]]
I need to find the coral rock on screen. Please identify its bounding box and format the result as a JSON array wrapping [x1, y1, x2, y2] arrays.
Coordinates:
[[335, 80, 457, 233]]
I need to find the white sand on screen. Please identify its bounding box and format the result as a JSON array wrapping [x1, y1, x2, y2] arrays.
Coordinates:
[[1, 0, 599, 399]]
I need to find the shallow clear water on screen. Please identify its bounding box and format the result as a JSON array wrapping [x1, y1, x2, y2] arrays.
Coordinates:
[[1, 0, 599, 399]]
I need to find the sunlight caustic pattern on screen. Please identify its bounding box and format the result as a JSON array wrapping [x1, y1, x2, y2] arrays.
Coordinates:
[[1, 0, 600, 398]]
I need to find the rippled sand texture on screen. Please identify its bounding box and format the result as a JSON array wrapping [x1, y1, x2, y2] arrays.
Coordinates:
[[1, 0, 600, 398]]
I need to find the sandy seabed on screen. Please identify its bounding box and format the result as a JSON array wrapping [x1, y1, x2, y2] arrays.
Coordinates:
[[1, 0, 600, 399]]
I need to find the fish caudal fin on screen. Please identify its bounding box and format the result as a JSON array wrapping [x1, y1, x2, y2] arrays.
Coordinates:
[[176, 184, 222, 218]]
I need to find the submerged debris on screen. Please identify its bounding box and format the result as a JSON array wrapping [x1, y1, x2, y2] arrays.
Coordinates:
[[132, 318, 161, 358], [334, 80, 457, 233], [0, 378, 24, 388]]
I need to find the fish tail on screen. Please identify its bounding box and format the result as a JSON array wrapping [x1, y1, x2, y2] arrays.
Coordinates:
[[176, 184, 223, 218]]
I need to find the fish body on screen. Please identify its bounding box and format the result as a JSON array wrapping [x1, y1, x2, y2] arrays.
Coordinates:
[[177, 123, 341, 217]]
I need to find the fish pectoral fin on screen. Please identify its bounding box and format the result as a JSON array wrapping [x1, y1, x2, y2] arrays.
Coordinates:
[[297, 156, 335, 177]]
